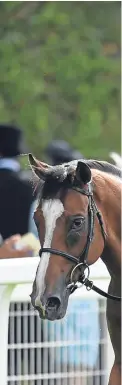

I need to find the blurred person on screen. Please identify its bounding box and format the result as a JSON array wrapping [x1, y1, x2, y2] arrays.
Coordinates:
[[45, 139, 84, 165], [0, 234, 33, 259], [0, 124, 39, 382], [0, 124, 34, 240]]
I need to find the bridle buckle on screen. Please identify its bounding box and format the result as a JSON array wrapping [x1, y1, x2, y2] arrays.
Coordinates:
[[70, 262, 90, 284]]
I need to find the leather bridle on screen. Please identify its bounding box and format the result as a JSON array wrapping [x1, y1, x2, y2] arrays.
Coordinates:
[[39, 182, 121, 302]]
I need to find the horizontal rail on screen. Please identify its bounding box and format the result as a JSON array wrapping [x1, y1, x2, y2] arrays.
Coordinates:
[[7, 369, 108, 382], [0, 256, 109, 285]]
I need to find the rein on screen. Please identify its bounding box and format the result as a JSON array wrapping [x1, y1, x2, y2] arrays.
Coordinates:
[[39, 183, 121, 302]]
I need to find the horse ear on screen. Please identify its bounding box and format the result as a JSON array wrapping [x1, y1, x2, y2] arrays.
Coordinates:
[[75, 161, 91, 184], [29, 153, 52, 180]]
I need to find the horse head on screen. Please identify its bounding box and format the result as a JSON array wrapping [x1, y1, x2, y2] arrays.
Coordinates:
[[29, 154, 106, 320]]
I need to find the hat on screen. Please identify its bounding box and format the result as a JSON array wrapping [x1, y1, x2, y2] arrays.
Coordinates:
[[0, 124, 28, 157], [46, 140, 83, 165]]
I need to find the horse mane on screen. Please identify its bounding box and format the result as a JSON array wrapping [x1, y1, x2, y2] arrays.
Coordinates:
[[39, 159, 121, 201], [85, 160, 121, 178]]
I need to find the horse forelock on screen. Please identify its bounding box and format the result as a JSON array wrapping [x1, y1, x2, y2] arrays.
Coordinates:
[[37, 163, 75, 201]]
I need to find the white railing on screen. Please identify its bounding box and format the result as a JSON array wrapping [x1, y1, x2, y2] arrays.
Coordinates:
[[0, 257, 114, 385]]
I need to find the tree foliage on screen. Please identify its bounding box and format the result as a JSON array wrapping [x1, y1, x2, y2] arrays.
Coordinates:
[[0, 1, 120, 160]]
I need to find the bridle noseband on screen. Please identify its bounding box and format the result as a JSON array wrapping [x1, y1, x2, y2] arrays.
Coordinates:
[[39, 182, 121, 302]]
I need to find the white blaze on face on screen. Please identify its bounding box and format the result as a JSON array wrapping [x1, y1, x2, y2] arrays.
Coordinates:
[[35, 199, 64, 309]]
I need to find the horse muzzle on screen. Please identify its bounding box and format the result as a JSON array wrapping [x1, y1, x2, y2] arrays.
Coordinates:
[[30, 275, 70, 321]]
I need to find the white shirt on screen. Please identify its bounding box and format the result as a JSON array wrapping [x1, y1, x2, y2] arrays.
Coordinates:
[[0, 158, 20, 172]]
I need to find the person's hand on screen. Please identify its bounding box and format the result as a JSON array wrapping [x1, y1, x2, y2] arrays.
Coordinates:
[[0, 235, 33, 259]]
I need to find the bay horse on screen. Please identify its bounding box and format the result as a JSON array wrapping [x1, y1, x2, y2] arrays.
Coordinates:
[[29, 154, 121, 385]]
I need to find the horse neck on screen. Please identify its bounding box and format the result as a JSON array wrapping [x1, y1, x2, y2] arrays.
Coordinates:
[[92, 170, 121, 278]]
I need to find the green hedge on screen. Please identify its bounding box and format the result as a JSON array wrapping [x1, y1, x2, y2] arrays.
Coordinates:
[[0, 2, 120, 160]]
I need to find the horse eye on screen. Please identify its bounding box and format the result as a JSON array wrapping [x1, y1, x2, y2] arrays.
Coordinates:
[[72, 217, 83, 229]]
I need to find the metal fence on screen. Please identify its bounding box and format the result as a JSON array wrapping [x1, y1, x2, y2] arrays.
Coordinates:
[[7, 296, 110, 385], [0, 257, 114, 385]]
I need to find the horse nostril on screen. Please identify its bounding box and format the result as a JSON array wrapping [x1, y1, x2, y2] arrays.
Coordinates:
[[47, 296, 61, 310]]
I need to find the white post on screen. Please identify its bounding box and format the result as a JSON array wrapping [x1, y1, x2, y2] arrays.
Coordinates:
[[106, 327, 114, 384], [0, 284, 15, 385]]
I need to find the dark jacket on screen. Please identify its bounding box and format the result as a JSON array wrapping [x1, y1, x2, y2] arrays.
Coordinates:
[[0, 169, 33, 240]]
